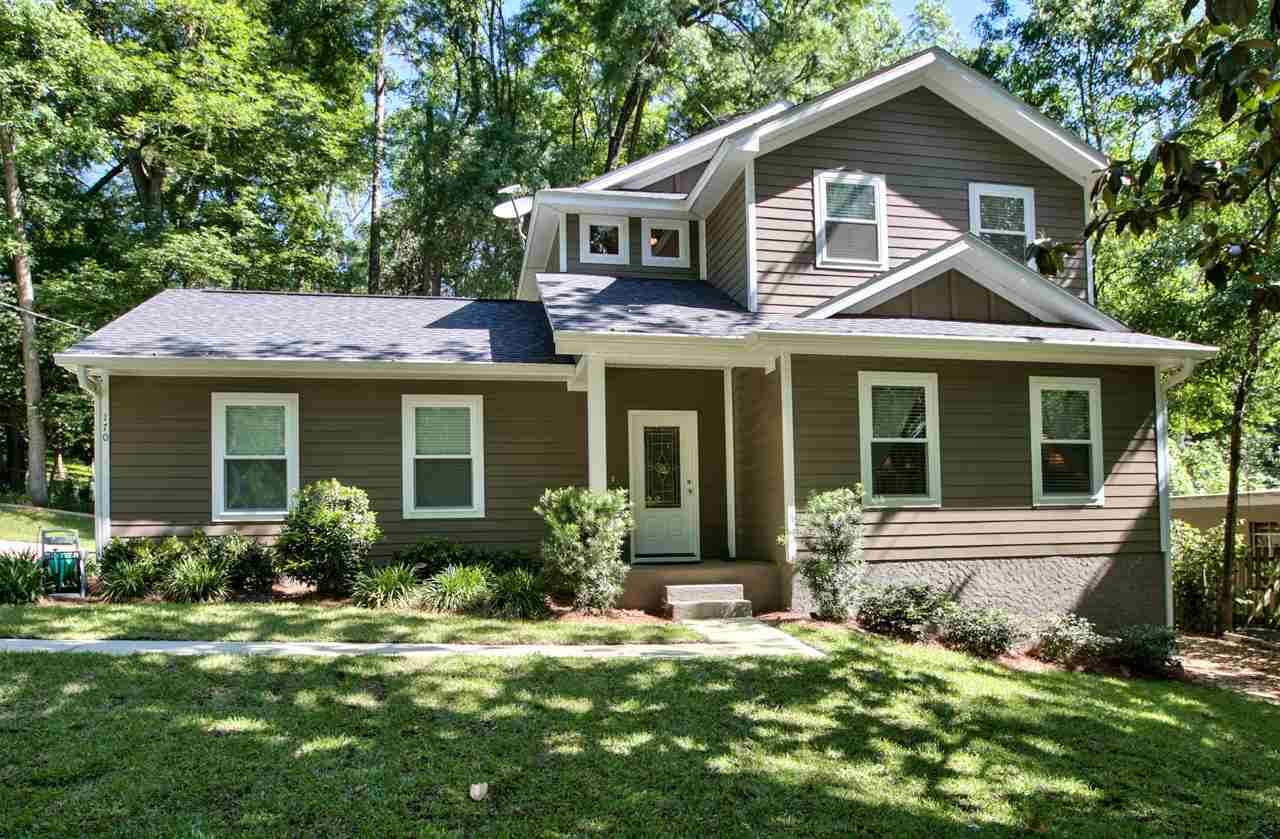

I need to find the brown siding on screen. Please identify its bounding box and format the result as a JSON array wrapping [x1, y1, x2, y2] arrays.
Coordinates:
[[565, 214, 700, 281], [790, 356, 1159, 562], [753, 86, 1088, 316], [707, 174, 750, 308], [109, 377, 587, 558], [636, 160, 708, 193], [733, 367, 785, 564], [605, 368, 728, 558], [858, 270, 1038, 323]]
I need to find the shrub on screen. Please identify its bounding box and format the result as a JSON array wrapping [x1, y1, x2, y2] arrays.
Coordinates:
[[785, 487, 866, 621], [352, 564, 421, 609], [1033, 613, 1113, 665], [1107, 624, 1178, 673], [98, 537, 143, 578], [190, 532, 275, 594], [0, 550, 48, 605], [857, 583, 954, 640], [420, 564, 492, 613], [938, 606, 1024, 658], [1171, 520, 1235, 633], [164, 555, 230, 603], [100, 559, 154, 601], [395, 537, 541, 580], [487, 568, 550, 619], [274, 480, 381, 595], [535, 487, 633, 613]]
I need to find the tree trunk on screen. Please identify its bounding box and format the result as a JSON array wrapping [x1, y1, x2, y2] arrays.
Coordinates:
[[0, 126, 47, 506], [1218, 300, 1266, 634], [367, 20, 386, 295]]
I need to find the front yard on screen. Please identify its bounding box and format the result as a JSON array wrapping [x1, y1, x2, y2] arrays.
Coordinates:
[[0, 601, 699, 645], [2, 624, 1276, 838], [0, 505, 95, 550]]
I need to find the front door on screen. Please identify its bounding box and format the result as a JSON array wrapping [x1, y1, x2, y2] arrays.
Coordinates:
[[628, 410, 700, 563]]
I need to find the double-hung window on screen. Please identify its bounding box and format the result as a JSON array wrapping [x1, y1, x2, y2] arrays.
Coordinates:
[[579, 214, 629, 265], [211, 393, 299, 521], [1029, 377, 1104, 506], [858, 372, 941, 507], [402, 395, 485, 518], [813, 170, 888, 270], [969, 183, 1035, 264]]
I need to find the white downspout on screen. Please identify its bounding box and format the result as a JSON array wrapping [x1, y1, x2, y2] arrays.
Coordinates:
[[1156, 358, 1198, 628]]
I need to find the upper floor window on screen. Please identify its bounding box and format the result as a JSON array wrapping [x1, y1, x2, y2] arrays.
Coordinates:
[[641, 218, 690, 268], [579, 214, 629, 265], [402, 395, 485, 519], [858, 371, 941, 508], [1029, 377, 1103, 506], [969, 183, 1035, 264], [813, 170, 888, 271], [211, 393, 299, 521]]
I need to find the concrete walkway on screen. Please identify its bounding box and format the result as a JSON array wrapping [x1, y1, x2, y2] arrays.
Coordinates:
[[0, 619, 824, 660]]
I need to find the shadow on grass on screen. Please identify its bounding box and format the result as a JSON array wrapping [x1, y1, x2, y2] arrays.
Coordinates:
[[0, 603, 699, 645], [2, 628, 1278, 837]]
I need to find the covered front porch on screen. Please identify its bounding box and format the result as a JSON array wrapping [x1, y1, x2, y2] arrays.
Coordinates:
[[576, 359, 788, 613]]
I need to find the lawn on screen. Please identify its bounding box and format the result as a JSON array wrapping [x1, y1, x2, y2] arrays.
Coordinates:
[[0, 505, 94, 551], [2, 626, 1277, 838], [0, 602, 700, 645]]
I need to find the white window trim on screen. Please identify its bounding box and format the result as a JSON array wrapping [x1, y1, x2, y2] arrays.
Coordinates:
[[858, 371, 942, 509], [211, 393, 299, 522], [401, 394, 485, 519], [969, 183, 1036, 266], [813, 170, 889, 271], [578, 214, 629, 265], [1029, 376, 1104, 507], [640, 217, 691, 268]]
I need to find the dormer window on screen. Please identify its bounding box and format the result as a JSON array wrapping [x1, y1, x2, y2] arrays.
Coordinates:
[[969, 183, 1035, 264], [641, 218, 690, 268], [813, 170, 888, 271], [579, 214, 629, 265]]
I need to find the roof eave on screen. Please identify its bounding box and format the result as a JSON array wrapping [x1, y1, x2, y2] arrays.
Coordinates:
[[54, 354, 576, 381]]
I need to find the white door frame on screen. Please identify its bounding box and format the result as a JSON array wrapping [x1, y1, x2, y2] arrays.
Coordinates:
[[627, 409, 700, 563]]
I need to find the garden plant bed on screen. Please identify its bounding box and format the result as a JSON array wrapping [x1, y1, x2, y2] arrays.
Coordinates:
[[0, 599, 699, 646], [2, 623, 1276, 837]]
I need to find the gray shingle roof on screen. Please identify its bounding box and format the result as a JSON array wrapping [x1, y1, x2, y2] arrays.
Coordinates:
[[60, 289, 569, 365], [538, 273, 762, 337], [537, 272, 1214, 355]]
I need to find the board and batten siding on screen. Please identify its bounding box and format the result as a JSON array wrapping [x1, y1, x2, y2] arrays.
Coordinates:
[[859, 269, 1038, 323], [108, 376, 587, 558], [563, 214, 701, 281], [706, 173, 750, 308], [790, 356, 1160, 561], [753, 86, 1088, 317]]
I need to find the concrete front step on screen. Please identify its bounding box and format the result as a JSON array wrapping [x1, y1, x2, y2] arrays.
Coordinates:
[[664, 584, 744, 603], [665, 599, 753, 621]]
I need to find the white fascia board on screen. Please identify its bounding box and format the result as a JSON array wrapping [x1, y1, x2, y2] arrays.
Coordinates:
[[537, 188, 693, 217], [54, 355, 577, 382], [580, 101, 791, 191], [750, 330, 1216, 366], [552, 330, 771, 369], [805, 238, 972, 319], [516, 201, 552, 301], [1170, 490, 1280, 510]]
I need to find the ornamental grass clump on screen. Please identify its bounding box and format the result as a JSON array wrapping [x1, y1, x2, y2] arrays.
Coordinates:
[[0, 550, 49, 605], [274, 480, 381, 596], [420, 564, 492, 613], [786, 487, 865, 621], [487, 568, 550, 619], [351, 563, 421, 609], [535, 487, 633, 613], [163, 555, 230, 603]]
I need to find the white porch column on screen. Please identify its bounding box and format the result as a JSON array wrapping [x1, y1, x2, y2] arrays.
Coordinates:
[[586, 355, 607, 492]]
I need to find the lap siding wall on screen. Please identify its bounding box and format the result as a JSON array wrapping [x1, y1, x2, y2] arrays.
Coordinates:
[[790, 356, 1161, 561], [109, 377, 587, 558]]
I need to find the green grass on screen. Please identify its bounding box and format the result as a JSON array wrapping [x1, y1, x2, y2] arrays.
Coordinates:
[[0, 506, 94, 551], [2, 625, 1277, 838], [0, 601, 699, 645]]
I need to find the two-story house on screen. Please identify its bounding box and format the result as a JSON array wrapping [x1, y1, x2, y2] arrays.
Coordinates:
[[58, 49, 1215, 623]]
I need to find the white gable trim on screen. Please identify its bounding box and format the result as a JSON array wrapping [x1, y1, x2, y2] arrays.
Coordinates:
[[802, 234, 1127, 331], [740, 49, 1106, 186]]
